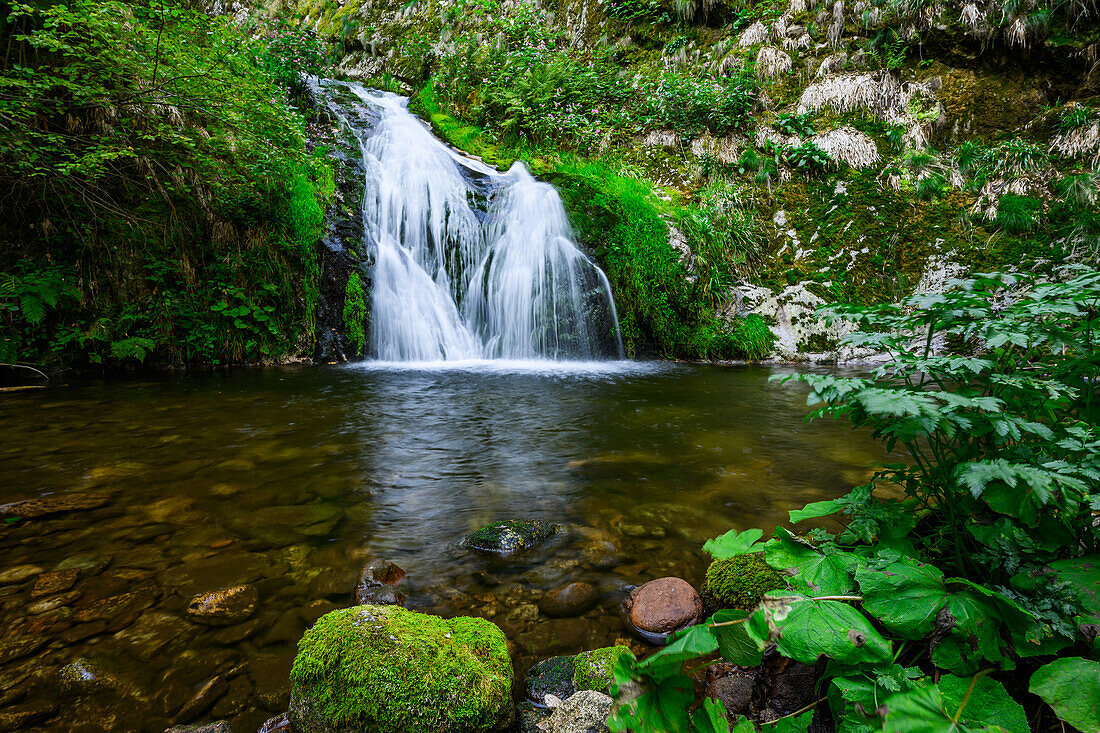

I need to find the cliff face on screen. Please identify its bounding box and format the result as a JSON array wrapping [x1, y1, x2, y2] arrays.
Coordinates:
[[279, 0, 1099, 360]]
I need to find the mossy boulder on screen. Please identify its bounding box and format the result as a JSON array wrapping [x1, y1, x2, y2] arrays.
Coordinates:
[[525, 655, 575, 705], [464, 520, 561, 558], [288, 605, 514, 733], [700, 554, 787, 612], [572, 646, 634, 695]]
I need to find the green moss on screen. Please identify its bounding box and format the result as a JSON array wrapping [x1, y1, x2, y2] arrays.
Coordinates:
[[289, 605, 513, 733], [572, 646, 634, 694], [343, 270, 366, 355], [700, 554, 787, 611]]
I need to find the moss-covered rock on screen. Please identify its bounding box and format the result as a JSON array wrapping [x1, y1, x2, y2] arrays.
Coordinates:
[[572, 646, 634, 695], [464, 520, 561, 558], [288, 605, 513, 733], [700, 554, 787, 612], [525, 655, 576, 705]]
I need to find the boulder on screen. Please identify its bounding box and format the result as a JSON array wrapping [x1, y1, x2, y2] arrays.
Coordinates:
[[539, 582, 598, 618], [514, 701, 548, 733], [525, 656, 575, 706], [622, 578, 703, 644], [185, 586, 258, 626], [571, 646, 634, 695], [353, 559, 406, 606], [289, 605, 513, 733], [546, 690, 613, 733], [700, 554, 786, 612], [464, 520, 560, 558]]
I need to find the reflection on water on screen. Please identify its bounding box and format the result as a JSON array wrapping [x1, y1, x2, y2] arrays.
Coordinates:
[[0, 363, 890, 732]]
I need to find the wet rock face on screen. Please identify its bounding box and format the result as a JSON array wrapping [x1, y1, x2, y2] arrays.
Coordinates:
[[185, 586, 258, 626], [622, 577, 703, 642], [539, 582, 598, 618], [353, 559, 407, 606], [525, 655, 576, 706], [465, 520, 561, 558], [546, 690, 613, 733]]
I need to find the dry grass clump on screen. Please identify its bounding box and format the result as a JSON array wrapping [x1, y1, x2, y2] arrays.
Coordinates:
[[812, 126, 879, 167], [756, 46, 793, 80], [1051, 122, 1100, 166], [738, 21, 770, 47]]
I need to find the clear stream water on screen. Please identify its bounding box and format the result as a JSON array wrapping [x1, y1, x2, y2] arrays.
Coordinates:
[[0, 364, 891, 731]]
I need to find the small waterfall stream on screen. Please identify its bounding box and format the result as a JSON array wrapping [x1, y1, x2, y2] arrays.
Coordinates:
[[326, 81, 623, 362]]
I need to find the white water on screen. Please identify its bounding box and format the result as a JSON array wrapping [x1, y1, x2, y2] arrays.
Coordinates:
[[349, 86, 623, 362]]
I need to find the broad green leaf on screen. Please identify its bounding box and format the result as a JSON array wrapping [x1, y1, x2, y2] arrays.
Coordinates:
[[692, 697, 731, 733], [635, 623, 717, 680], [857, 559, 947, 638], [939, 675, 1028, 733], [729, 718, 756, 733], [765, 528, 860, 595], [1030, 657, 1100, 733], [704, 528, 765, 558], [1044, 555, 1100, 624], [755, 593, 892, 665], [789, 498, 847, 523], [883, 683, 1011, 733], [710, 610, 764, 666], [608, 675, 696, 733]]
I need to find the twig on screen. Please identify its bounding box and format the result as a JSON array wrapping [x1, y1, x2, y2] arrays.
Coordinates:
[[770, 696, 827, 722], [0, 363, 48, 380]]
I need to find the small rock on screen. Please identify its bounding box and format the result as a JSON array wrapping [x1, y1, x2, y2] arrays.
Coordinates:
[[465, 520, 561, 558], [257, 713, 292, 733], [186, 586, 257, 626], [164, 722, 232, 733], [352, 559, 406, 606], [572, 646, 634, 695], [707, 674, 754, 717], [526, 655, 576, 705], [58, 658, 115, 696], [622, 577, 703, 644], [27, 591, 79, 615], [176, 676, 229, 721], [0, 491, 112, 519], [539, 582, 598, 618], [546, 690, 613, 733], [768, 660, 820, 715], [31, 569, 79, 598], [0, 565, 43, 585]]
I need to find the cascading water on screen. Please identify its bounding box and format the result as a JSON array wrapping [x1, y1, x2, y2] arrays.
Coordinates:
[[328, 81, 623, 362]]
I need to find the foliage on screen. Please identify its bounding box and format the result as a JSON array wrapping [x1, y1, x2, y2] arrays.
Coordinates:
[[649, 71, 756, 137], [0, 0, 333, 370], [784, 141, 832, 174], [776, 113, 815, 138], [343, 270, 367, 355], [610, 269, 1100, 732]]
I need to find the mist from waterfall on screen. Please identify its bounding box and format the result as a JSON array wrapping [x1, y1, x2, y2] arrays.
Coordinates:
[[345, 84, 623, 362]]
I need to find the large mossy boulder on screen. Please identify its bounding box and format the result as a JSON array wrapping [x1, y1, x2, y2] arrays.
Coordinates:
[[288, 605, 514, 733], [700, 554, 787, 611], [572, 646, 634, 695]]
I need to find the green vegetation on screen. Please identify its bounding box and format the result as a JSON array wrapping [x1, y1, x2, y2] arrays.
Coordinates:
[[610, 269, 1100, 732], [699, 554, 787, 611], [0, 0, 331, 371], [342, 270, 367, 355], [573, 646, 635, 694], [289, 604, 513, 733]]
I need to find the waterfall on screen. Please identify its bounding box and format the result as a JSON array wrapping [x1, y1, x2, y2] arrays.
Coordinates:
[[330, 82, 623, 362]]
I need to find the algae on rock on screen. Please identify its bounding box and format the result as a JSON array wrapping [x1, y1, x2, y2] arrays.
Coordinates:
[[289, 604, 514, 733]]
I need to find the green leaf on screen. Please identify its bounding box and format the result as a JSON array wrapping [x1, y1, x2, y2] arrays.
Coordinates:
[[704, 528, 765, 558], [710, 610, 764, 666], [635, 623, 717, 680], [789, 498, 847, 523], [1030, 657, 1100, 733], [692, 697, 731, 733], [939, 675, 1028, 733], [857, 559, 947, 639], [753, 593, 892, 665], [764, 528, 860, 595], [761, 710, 815, 732]]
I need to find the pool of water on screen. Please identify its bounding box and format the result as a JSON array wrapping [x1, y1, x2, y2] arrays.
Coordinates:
[[0, 362, 890, 732]]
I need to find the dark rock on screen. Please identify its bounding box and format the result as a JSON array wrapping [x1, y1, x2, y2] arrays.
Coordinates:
[[539, 582, 598, 618], [353, 585, 405, 606], [249, 653, 292, 711], [257, 713, 292, 733], [186, 586, 258, 626], [707, 675, 754, 718], [75, 585, 159, 631], [526, 655, 576, 706], [352, 559, 406, 606], [0, 491, 113, 519], [767, 660, 820, 716], [31, 570, 79, 598], [164, 723, 232, 733], [0, 700, 56, 730], [622, 577, 703, 644], [228, 504, 342, 545], [114, 611, 192, 661], [58, 658, 117, 696], [465, 520, 561, 558], [176, 676, 229, 721], [516, 618, 590, 656], [515, 701, 548, 733]]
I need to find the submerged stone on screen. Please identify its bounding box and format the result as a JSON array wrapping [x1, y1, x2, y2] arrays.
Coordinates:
[[546, 690, 613, 733], [464, 520, 561, 558], [0, 491, 113, 519], [622, 577, 703, 644], [699, 554, 787, 612], [353, 558, 406, 606], [539, 582, 598, 618], [185, 586, 258, 626], [571, 646, 634, 695], [289, 604, 513, 733]]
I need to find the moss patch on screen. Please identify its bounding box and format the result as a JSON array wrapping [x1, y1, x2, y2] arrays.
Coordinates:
[[572, 646, 634, 694], [289, 605, 513, 733], [700, 554, 787, 612]]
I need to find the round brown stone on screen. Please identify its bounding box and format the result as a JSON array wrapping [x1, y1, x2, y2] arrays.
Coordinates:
[[623, 577, 703, 637], [539, 581, 599, 618]]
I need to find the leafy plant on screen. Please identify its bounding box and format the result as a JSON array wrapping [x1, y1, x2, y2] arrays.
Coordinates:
[[609, 269, 1100, 732]]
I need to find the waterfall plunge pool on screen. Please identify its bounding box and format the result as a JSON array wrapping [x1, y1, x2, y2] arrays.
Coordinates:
[[0, 363, 891, 731]]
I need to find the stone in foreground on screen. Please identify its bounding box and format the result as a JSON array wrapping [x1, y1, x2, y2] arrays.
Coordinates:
[[464, 520, 560, 558], [546, 690, 613, 733], [572, 646, 634, 695], [622, 577, 703, 644], [289, 604, 513, 733]]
